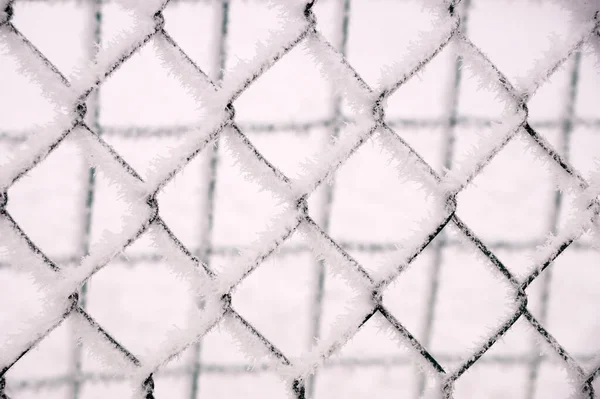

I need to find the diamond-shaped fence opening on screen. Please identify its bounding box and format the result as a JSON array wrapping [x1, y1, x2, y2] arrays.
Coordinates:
[[0, 0, 599, 398]]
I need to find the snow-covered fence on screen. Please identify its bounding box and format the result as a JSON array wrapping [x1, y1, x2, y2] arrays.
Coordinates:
[[1, 0, 600, 398]]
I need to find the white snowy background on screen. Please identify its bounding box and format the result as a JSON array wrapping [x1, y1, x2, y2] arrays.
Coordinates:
[[0, 0, 599, 398]]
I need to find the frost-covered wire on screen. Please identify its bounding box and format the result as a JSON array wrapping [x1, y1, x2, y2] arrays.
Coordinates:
[[1, 0, 600, 398]]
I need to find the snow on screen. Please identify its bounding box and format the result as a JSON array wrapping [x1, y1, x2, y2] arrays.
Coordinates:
[[552, 0, 600, 24], [217, 8, 310, 105], [299, 219, 373, 291], [0, 216, 58, 283], [148, 222, 213, 296], [152, 33, 215, 113], [221, 311, 283, 367], [441, 112, 527, 194], [305, 32, 374, 115], [1, 0, 599, 398], [0, 293, 74, 373], [285, 294, 374, 381], [0, 25, 72, 110], [142, 109, 229, 194], [216, 207, 303, 294], [375, 127, 441, 195], [70, 310, 140, 374], [69, 4, 160, 99], [374, 204, 448, 285], [516, 19, 599, 102], [454, 36, 521, 112], [0, 114, 74, 190], [372, 311, 442, 386], [377, 12, 459, 97], [222, 126, 292, 200], [72, 127, 145, 194], [293, 121, 378, 198]]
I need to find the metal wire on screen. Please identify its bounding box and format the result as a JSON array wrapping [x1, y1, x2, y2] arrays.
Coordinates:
[[2, 117, 600, 143], [416, 1, 472, 397], [524, 50, 584, 399], [5, 352, 600, 393], [1, 0, 599, 398]]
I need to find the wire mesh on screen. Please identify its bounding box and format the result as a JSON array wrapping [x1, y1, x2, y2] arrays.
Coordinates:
[[0, 0, 600, 398]]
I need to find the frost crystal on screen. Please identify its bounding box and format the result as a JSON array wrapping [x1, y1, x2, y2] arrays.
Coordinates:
[[1, 0, 600, 397]]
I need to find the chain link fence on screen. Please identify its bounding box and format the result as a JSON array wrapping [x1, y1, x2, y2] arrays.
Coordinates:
[[1, 0, 600, 398]]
